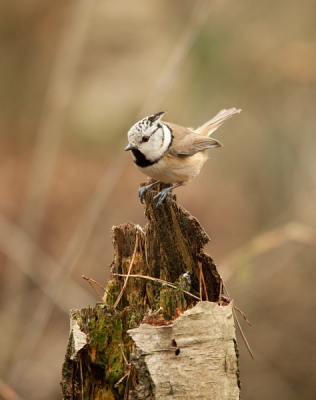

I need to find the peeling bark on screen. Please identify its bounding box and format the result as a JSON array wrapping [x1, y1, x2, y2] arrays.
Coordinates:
[[61, 182, 240, 399], [129, 302, 239, 400]]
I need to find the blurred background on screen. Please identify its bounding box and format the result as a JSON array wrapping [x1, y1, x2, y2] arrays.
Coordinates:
[[1, 0, 316, 398]]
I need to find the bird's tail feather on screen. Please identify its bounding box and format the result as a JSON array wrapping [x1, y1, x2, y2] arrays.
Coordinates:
[[195, 108, 241, 136]]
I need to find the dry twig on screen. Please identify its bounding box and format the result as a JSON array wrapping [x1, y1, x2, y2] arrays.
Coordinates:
[[233, 308, 254, 359], [219, 279, 223, 305], [113, 273, 201, 302], [234, 304, 252, 326], [115, 344, 137, 400], [82, 275, 106, 303], [113, 233, 139, 308], [198, 261, 209, 301], [221, 279, 254, 358]]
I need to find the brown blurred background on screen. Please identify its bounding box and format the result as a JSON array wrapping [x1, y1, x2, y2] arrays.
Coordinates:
[[1, 0, 316, 399]]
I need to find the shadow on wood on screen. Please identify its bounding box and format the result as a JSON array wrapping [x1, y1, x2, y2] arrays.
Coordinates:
[[61, 182, 240, 399]]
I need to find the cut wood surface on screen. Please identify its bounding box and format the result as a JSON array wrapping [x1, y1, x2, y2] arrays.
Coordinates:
[[61, 182, 240, 399]]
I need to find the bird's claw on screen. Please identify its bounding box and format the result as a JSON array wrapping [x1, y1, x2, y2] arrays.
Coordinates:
[[138, 181, 160, 204], [154, 189, 174, 207], [138, 186, 148, 204]]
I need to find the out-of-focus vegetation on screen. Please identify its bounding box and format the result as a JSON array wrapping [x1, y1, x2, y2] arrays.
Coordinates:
[[0, 0, 316, 399]]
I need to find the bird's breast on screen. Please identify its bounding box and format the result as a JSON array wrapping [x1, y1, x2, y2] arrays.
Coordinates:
[[136, 151, 208, 184]]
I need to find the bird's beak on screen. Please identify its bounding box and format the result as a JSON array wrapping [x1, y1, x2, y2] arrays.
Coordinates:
[[125, 143, 136, 151]]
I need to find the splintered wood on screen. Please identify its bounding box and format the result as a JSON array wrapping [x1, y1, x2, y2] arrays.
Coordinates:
[[61, 182, 240, 399]]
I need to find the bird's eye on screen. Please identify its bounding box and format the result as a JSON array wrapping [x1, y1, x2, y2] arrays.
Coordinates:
[[142, 136, 150, 142]]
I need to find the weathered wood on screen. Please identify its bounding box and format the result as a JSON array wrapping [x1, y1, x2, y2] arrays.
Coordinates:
[[61, 182, 240, 399]]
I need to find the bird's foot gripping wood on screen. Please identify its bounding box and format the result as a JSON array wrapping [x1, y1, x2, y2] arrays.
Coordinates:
[[153, 188, 175, 207], [138, 181, 159, 204], [153, 182, 183, 207], [139, 181, 183, 206]]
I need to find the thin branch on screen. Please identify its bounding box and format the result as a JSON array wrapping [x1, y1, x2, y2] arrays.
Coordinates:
[[221, 279, 253, 358], [113, 273, 201, 302], [233, 308, 254, 360], [82, 275, 112, 298], [113, 233, 139, 308], [144, 234, 149, 269], [219, 279, 223, 305], [198, 262, 203, 300], [114, 372, 128, 389], [221, 278, 231, 299], [82, 275, 105, 303], [114, 344, 132, 399], [198, 261, 209, 301], [234, 304, 252, 326], [119, 344, 129, 366]]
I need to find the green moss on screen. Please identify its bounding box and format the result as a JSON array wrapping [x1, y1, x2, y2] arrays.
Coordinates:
[[104, 280, 122, 307], [159, 285, 187, 320], [68, 303, 144, 398]]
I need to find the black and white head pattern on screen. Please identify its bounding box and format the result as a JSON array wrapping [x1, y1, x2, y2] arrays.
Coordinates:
[[126, 111, 172, 167]]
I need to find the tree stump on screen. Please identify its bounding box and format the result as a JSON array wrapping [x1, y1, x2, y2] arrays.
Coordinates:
[[61, 182, 240, 399]]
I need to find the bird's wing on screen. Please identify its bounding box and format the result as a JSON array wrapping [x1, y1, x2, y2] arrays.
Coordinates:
[[195, 108, 241, 136], [166, 123, 222, 157]]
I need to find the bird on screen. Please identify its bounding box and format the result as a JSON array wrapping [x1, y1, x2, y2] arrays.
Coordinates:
[[125, 108, 241, 206]]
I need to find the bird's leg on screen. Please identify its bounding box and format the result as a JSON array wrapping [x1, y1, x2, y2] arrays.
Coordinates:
[[154, 182, 184, 207], [138, 181, 160, 203]]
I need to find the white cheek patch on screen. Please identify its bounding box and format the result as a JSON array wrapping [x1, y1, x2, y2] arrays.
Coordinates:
[[145, 124, 172, 162], [159, 124, 172, 153]]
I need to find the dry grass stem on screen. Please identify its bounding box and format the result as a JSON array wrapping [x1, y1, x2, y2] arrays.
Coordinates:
[[221, 278, 253, 357], [82, 275, 112, 298], [82, 275, 105, 303], [113, 233, 139, 308], [198, 261, 209, 301], [219, 279, 223, 305], [221, 278, 231, 299], [234, 304, 252, 326], [115, 344, 137, 400], [198, 262, 203, 300], [233, 307, 254, 360], [119, 344, 129, 366], [113, 273, 201, 302]]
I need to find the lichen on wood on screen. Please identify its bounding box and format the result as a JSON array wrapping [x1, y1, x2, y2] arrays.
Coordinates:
[[61, 182, 240, 399]]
